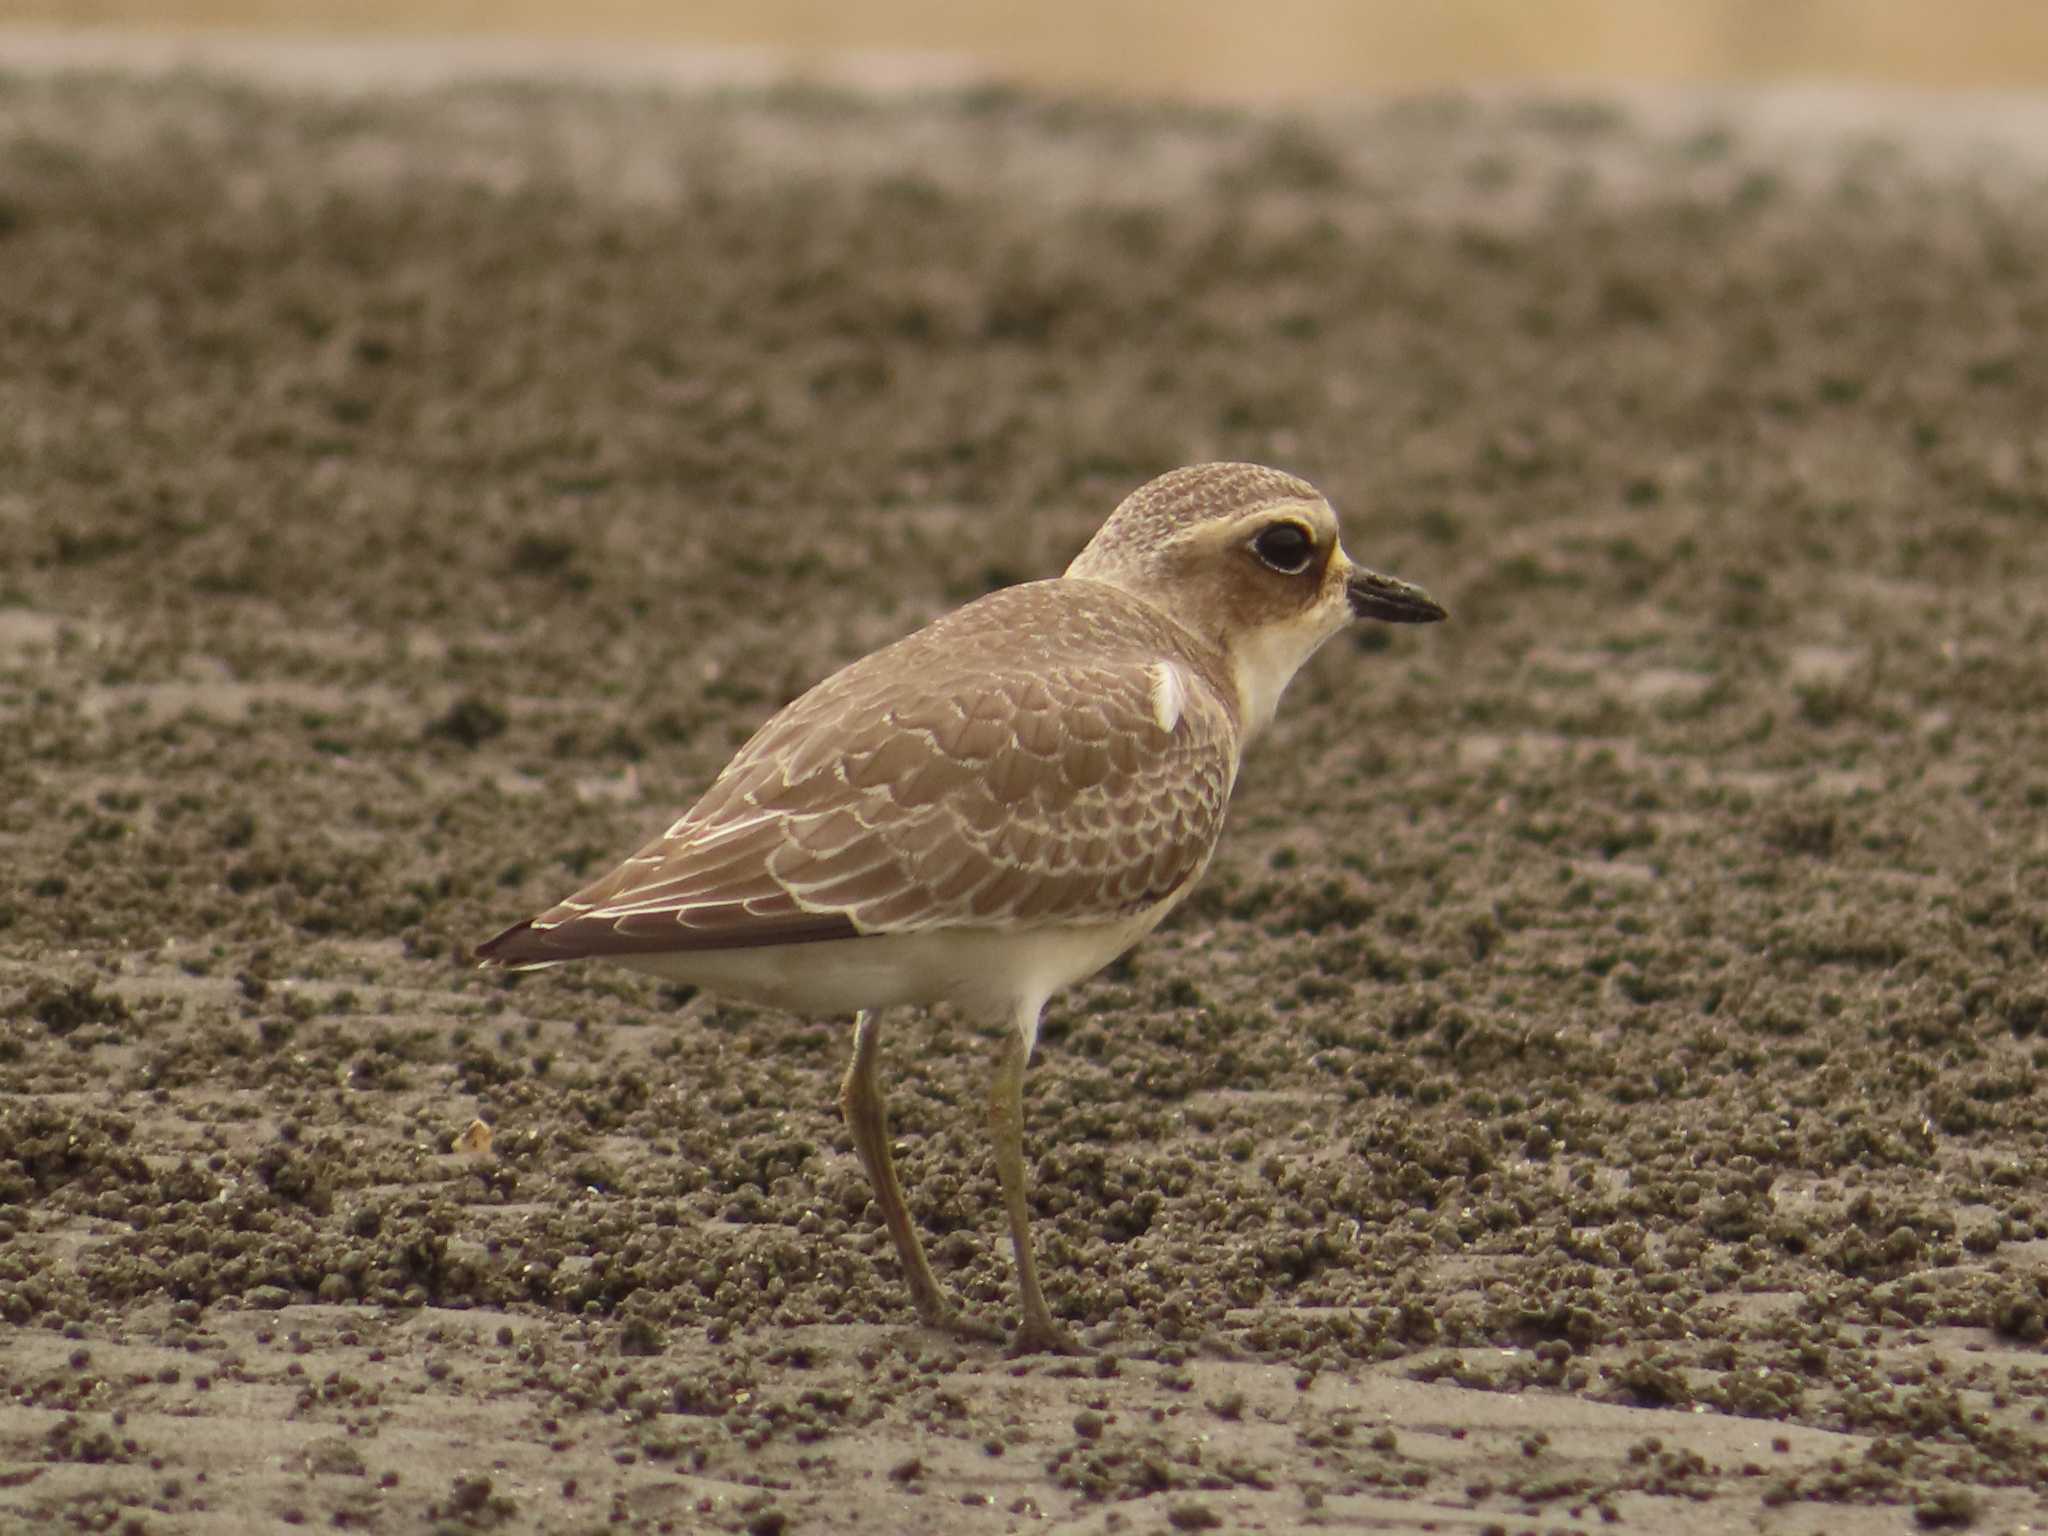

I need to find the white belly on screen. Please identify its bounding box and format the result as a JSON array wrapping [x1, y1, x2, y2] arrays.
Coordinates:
[[615, 897, 1178, 1047]]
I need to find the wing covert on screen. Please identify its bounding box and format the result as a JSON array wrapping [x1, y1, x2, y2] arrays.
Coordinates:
[[473, 584, 1240, 967]]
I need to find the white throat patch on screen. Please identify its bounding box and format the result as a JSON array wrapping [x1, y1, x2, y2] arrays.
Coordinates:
[[1230, 607, 1348, 742]]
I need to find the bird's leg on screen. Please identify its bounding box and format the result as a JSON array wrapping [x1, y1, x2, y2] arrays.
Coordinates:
[[990, 1022, 1085, 1355], [839, 1010, 1000, 1343]]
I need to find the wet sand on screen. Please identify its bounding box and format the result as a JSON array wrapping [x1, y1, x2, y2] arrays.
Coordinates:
[[3, 61, 2048, 1534]]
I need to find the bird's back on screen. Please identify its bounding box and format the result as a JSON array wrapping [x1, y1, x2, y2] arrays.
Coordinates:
[[474, 579, 1241, 970]]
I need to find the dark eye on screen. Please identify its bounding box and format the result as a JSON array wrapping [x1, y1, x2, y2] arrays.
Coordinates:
[[1251, 521, 1316, 574]]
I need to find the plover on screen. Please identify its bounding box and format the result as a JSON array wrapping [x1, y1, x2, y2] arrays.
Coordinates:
[[476, 463, 1445, 1353]]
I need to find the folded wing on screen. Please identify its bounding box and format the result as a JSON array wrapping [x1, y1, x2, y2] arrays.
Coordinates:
[[475, 590, 1237, 969]]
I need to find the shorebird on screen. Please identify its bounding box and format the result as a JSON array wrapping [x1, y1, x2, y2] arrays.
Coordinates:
[[475, 463, 1445, 1353]]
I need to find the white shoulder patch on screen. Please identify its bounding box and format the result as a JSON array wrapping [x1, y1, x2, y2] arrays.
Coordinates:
[[1148, 660, 1187, 734]]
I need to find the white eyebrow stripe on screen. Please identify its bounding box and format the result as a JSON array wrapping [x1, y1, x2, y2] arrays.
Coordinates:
[[1149, 660, 1186, 734]]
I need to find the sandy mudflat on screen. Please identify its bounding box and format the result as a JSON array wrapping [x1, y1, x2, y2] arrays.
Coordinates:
[[3, 47, 2048, 1535]]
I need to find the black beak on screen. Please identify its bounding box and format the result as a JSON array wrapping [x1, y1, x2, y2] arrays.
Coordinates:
[[1347, 567, 1447, 624]]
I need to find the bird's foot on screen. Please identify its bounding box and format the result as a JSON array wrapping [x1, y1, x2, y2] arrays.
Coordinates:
[[1007, 1316, 1089, 1357], [918, 1304, 1007, 1347]]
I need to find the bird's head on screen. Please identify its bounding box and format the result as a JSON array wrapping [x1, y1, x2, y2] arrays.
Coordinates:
[[1065, 462, 1446, 739]]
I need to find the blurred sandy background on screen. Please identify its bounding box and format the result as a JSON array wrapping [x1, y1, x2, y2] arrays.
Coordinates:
[[8, 3, 2048, 1534], [7, 0, 2048, 96]]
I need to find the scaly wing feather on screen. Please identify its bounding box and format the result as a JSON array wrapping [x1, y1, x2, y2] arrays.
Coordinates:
[[474, 583, 1238, 969]]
